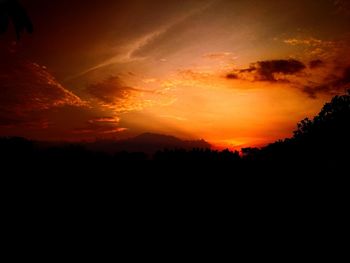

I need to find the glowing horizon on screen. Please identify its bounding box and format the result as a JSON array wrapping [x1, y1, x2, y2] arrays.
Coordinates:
[[1, 0, 350, 149]]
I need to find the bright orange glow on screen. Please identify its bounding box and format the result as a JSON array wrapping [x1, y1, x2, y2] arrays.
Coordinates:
[[1, 0, 350, 149]]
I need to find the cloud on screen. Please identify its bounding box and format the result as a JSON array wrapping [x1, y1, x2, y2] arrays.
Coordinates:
[[202, 52, 233, 60], [224, 56, 349, 99], [86, 76, 136, 104], [226, 73, 238, 79], [72, 122, 127, 135], [226, 59, 306, 82], [256, 60, 306, 81], [283, 38, 324, 46], [303, 66, 350, 98], [160, 115, 188, 122], [0, 50, 128, 140], [179, 69, 216, 82], [72, 115, 127, 136], [0, 50, 84, 127], [337, 67, 350, 86], [283, 37, 336, 60], [88, 117, 121, 124], [309, 59, 324, 69], [69, 1, 217, 80], [85, 76, 157, 113], [280, 35, 350, 98]]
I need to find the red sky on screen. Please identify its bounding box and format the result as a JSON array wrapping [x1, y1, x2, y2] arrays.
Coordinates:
[[1, 0, 350, 148]]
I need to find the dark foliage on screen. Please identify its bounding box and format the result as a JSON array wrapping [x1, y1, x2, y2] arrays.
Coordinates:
[[242, 90, 350, 164], [154, 148, 240, 162]]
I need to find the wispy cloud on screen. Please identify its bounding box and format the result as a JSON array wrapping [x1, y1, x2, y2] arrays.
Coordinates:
[[160, 115, 188, 122], [283, 37, 336, 59], [68, 0, 218, 80], [202, 52, 235, 60], [284, 37, 325, 46]]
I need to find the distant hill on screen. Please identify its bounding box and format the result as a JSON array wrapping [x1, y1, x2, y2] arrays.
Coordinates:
[[85, 133, 211, 154]]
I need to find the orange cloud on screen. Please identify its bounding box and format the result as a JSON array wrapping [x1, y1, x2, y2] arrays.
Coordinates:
[[0, 50, 84, 127], [85, 76, 153, 112], [283, 38, 324, 46], [202, 52, 233, 60], [283, 37, 337, 60], [88, 117, 121, 124]]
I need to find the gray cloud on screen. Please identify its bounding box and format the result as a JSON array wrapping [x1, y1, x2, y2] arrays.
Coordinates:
[[226, 59, 306, 82], [226, 57, 350, 99]]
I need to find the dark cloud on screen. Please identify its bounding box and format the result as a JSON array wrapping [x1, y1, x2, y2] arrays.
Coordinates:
[[225, 57, 349, 99], [254, 59, 306, 81], [337, 67, 350, 86], [303, 66, 350, 99], [309, 59, 324, 69], [226, 59, 306, 82], [239, 67, 256, 73], [226, 73, 238, 79]]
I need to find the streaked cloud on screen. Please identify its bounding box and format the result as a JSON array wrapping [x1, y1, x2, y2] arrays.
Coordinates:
[[88, 117, 121, 124], [284, 38, 325, 46], [202, 52, 234, 60], [160, 115, 188, 122], [0, 50, 84, 127], [69, 0, 217, 80]]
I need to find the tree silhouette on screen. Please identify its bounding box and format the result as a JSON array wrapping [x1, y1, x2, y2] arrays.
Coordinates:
[[245, 89, 350, 163], [0, 0, 33, 39], [294, 90, 350, 140], [0, 91, 349, 166]]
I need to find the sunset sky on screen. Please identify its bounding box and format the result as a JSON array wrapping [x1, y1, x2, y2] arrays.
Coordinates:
[[1, 0, 350, 148]]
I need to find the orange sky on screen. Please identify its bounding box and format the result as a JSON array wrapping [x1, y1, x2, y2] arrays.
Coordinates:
[[1, 0, 350, 148]]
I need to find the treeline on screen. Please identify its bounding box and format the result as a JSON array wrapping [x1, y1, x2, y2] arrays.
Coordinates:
[[0, 91, 349, 165]]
